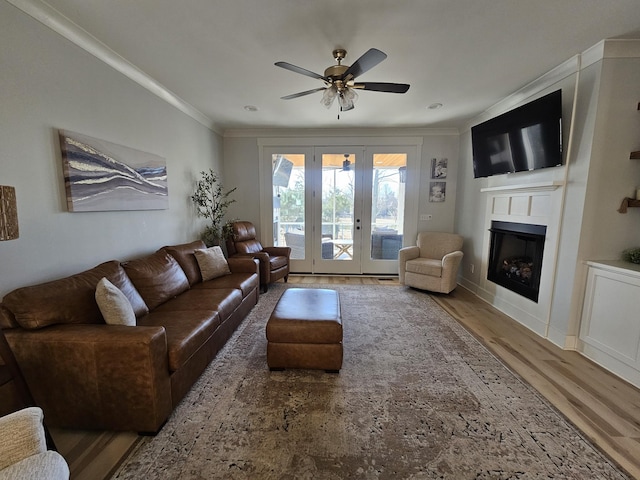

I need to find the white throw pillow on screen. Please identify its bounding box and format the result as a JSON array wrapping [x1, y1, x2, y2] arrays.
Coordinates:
[[95, 277, 136, 326], [194, 246, 231, 281]]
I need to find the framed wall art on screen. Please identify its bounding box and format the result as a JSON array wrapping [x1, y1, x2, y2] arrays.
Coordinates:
[[59, 130, 168, 212], [429, 181, 446, 203], [431, 158, 448, 179]]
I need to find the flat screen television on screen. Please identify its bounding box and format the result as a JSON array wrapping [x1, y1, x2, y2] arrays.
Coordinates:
[[471, 89, 563, 178]]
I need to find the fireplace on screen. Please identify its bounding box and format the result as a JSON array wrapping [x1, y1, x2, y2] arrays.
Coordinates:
[[488, 221, 546, 302]]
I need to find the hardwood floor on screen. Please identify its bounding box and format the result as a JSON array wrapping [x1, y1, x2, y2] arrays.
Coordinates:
[[53, 276, 640, 479]]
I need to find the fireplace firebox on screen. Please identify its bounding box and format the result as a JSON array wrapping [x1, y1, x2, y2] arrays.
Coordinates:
[[488, 221, 546, 302]]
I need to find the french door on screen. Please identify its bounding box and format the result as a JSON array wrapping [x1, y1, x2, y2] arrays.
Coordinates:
[[264, 142, 418, 275], [313, 147, 364, 274]]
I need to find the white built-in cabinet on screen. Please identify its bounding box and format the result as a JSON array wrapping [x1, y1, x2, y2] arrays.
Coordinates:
[[579, 260, 640, 388]]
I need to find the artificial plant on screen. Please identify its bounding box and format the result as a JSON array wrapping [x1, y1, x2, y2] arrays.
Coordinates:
[[191, 169, 237, 246]]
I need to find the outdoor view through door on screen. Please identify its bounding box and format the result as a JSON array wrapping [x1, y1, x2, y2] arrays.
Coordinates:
[[272, 150, 407, 274]]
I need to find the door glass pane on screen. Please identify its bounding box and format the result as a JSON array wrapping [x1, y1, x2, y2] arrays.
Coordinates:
[[370, 153, 406, 259], [273, 154, 305, 258], [322, 153, 355, 260]]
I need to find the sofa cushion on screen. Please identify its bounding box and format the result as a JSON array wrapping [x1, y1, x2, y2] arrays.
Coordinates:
[[95, 278, 136, 326], [194, 246, 231, 281], [104, 264, 148, 318], [161, 240, 206, 286], [154, 288, 242, 323], [193, 272, 259, 298], [137, 310, 220, 372], [1, 261, 123, 329], [123, 251, 190, 310]]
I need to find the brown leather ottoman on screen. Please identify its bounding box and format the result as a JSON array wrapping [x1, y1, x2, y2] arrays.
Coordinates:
[[266, 288, 342, 372]]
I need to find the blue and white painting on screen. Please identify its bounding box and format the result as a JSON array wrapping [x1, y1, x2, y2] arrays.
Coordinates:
[[59, 130, 168, 211]]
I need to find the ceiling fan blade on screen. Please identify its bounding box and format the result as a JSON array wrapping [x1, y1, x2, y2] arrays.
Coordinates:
[[342, 48, 387, 80], [281, 87, 327, 100], [275, 61, 328, 81], [353, 82, 410, 93]]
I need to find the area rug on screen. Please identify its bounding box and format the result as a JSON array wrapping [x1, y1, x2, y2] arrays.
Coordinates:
[[112, 283, 628, 479]]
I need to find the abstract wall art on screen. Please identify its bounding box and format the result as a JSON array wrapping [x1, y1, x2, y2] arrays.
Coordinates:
[[59, 130, 168, 212]]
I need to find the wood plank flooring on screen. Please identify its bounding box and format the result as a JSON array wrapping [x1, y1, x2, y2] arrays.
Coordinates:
[[52, 276, 640, 479]]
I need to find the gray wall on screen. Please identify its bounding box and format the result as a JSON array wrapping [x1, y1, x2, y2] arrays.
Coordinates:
[[0, 3, 223, 297]]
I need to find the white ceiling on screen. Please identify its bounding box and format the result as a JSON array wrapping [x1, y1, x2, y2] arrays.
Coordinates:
[[19, 0, 640, 132]]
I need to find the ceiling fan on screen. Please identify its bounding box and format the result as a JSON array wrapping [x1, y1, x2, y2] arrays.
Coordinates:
[[275, 48, 410, 114]]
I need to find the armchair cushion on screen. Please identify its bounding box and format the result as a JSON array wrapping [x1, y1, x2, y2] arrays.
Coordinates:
[[406, 258, 443, 277]]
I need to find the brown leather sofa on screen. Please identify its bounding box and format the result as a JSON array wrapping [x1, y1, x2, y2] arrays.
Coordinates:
[[0, 240, 259, 433], [226, 221, 290, 292]]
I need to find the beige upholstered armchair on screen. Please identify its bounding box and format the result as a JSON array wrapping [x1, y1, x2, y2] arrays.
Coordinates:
[[0, 407, 69, 479], [399, 232, 464, 294]]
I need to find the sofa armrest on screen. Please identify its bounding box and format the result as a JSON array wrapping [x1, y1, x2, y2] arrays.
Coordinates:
[[232, 251, 270, 283], [227, 256, 259, 275], [5, 324, 173, 432], [263, 246, 291, 258], [0, 407, 46, 470]]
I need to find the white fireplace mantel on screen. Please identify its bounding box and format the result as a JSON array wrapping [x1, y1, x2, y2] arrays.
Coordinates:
[[481, 181, 565, 194], [478, 179, 565, 339]]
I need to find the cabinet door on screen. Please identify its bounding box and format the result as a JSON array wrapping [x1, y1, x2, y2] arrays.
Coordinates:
[[580, 265, 640, 377]]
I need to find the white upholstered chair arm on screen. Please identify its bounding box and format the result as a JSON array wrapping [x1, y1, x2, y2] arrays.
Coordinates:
[[0, 407, 69, 480], [442, 250, 463, 266], [399, 246, 420, 263], [398, 246, 420, 283], [441, 251, 464, 290], [0, 407, 47, 470]]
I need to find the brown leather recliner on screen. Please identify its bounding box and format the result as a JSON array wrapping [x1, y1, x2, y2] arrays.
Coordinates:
[[226, 221, 290, 292]]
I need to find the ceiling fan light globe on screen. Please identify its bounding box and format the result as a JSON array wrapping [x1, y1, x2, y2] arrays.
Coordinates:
[[338, 88, 357, 111], [321, 86, 337, 108]]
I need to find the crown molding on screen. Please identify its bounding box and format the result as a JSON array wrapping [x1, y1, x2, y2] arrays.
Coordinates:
[[224, 127, 459, 138], [461, 55, 580, 133], [6, 0, 220, 133], [582, 38, 640, 70]]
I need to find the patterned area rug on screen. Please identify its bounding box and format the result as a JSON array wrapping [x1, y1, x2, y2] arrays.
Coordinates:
[[113, 284, 628, 479]]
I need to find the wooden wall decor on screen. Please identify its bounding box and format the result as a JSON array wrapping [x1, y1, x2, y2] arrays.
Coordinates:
[[0, 186, 19, 241]]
